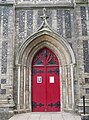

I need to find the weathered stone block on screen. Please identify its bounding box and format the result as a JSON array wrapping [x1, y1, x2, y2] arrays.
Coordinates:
[[0, 109, 14, 120]]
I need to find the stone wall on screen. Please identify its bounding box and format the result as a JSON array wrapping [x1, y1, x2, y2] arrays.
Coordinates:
[[15, 2, 89, 112], [15, 8, 73, 48], [14, 4, 89, 111], [0, 5, 14, 120]]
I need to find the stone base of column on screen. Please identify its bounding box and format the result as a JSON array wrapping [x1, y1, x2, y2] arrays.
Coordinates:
[[81, 114, 89, 120], [14, 109, 30, 114], [17, 104, 20, 110]]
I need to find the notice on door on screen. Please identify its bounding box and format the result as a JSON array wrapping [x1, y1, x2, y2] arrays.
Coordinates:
[[37, 76, 42, 83], [50, 76, 54, 83]]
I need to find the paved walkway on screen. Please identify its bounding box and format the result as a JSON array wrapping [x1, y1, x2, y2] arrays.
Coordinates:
[[9, 112, 81, 120]]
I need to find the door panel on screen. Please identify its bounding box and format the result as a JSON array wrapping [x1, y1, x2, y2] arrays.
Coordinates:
[[47, 66, 60, 111], [32, 66, 46, 112]]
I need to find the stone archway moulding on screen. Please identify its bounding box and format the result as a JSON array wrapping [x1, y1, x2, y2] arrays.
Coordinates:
[[15, 29, 76, 112], [16, 29, 75, 65]]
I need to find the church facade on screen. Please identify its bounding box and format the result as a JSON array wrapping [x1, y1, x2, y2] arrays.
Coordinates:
[[0, 0, 89, 119]]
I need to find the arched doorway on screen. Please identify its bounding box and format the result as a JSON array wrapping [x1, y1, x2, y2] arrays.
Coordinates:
[[32, 47, 60, 112], [16, 30, 76, 112]]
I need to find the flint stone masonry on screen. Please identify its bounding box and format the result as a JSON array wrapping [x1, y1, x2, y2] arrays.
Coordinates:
[[57, 9, 63, 36], [1, 41, 8, 74], [80, 6, 87, 36], [64, 10, 71, 38], [0, 5, 14, 120], [83, 40, 89, 73]]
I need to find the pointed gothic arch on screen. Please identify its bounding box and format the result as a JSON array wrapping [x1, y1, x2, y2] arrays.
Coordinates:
[[15, 29, 76, 112], [16, 28, 75, 65]]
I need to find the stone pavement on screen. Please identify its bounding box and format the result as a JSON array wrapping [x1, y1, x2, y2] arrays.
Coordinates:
[[9, 112, 81, 120]]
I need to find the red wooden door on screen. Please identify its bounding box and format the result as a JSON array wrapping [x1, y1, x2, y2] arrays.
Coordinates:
[[32, 48, 60, 112]]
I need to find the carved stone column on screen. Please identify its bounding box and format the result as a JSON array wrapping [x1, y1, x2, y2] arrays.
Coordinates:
[[70, 64, 74, 110], [17, 64, 21, 110], [23, 66, 26, 109], [29, 66, 31, 111]]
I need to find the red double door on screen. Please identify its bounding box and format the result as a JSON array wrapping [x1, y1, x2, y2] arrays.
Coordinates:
[[32, 48, 60, 112]]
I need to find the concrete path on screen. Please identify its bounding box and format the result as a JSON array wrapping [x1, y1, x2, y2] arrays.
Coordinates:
[[9, 112, 81, 120]]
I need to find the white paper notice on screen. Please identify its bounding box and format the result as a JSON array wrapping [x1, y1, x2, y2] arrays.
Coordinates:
[[37, 76, 42, 83], [50, 76, 54, 83]]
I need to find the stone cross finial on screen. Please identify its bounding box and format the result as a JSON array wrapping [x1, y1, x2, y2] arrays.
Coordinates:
[[40, 8, 49, 25]]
